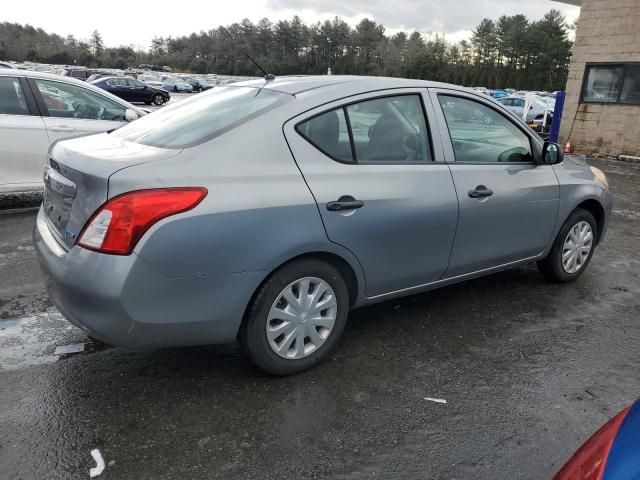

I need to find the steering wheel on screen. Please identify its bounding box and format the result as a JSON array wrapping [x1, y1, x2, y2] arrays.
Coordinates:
[[402, 133, 422, 161], [498, 146, 530, 163], [72, 101, 83, 118]]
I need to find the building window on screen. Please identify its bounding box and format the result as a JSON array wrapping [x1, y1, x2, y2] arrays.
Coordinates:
[[582, 63, 640, 105], [621, 65, 640, 104]]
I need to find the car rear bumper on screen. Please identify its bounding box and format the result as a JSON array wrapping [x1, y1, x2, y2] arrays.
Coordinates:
[[33, 207, 263, 348]]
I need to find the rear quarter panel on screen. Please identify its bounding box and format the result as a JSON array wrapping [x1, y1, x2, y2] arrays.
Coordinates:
[[107, 112, 367, 301]]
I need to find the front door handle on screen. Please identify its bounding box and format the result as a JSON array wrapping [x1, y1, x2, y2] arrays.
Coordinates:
[[326, 195, 364, 212], [468, 186, 494, 198], [50, 125, 75, 132]]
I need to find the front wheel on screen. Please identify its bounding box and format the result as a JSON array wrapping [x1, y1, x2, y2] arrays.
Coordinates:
[[537, 208, 597, 282], [240, 259, 349, 375], [151, 93, 164, 106]]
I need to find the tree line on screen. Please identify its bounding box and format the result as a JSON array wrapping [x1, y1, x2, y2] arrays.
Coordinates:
[[0, 10, 573, 91]]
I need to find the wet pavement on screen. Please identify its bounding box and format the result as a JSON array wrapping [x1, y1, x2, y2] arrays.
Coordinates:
[[0, 158, 639, 479]]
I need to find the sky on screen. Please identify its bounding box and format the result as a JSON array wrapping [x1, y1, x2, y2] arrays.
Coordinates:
[[2, 0, 580, 49]]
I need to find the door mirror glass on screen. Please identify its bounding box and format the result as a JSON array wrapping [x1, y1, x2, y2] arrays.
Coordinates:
[[125, 109, 139, 122], [542, 141, 563, 165]]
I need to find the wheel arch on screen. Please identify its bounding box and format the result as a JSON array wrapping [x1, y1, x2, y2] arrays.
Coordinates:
[[575, 198, 606, 244], [239, 248, 365, 336]]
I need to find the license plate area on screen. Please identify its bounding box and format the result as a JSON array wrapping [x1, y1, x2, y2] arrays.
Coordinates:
[[43, 165, 77, 235]]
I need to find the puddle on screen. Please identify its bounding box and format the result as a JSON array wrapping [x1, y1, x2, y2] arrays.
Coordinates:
[[0, 308, 95, 371]]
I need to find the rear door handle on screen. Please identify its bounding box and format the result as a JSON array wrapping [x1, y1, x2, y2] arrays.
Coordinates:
[[326, 195, 364, 212], [468, 186, 494, 198], [50, 125, 75, 132]]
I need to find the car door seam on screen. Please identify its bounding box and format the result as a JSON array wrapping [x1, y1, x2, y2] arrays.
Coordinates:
[[281, 123, 368, 293]]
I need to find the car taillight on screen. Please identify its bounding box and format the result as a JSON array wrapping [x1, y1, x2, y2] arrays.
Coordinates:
[[553, 407, 630, 480], [77, 187, 207, 255]]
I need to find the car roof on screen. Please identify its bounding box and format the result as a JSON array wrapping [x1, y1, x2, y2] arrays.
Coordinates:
[[232, 75, 464, 95], [90, 76, 128, 82]]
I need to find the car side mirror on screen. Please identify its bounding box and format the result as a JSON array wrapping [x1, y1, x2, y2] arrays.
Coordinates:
[[125, 109, 139, 122], [542, 141, 564, 165]]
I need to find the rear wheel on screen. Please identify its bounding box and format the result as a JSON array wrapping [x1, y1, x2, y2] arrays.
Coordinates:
[[240, 259, 349, 375], [537, 208, 597, 282], [152, 93, 164, 106]]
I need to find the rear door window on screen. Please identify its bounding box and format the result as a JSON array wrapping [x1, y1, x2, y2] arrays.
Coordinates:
[[297, 94, 432, 164], [0, 77, 30, 115], [347, 96, 431, 162], [107, 78, 127, 87]]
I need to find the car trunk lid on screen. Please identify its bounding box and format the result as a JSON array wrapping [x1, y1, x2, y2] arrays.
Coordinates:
[[44, 133, 183, 249]]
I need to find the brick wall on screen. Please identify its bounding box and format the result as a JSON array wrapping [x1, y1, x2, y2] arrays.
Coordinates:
[[559, 0, 640, 156]]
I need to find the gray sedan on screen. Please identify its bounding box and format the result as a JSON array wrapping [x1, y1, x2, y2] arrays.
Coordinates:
[[34, 76, 612, 375]]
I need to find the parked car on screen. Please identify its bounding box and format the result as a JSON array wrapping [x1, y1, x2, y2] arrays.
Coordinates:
[[198, 79, 217, 91], [61, 68, 96, 81], [34, 76, 612, 375], [86, 73, 115, 83], [497, 95, 554, 127], [0, 70, 146, 193], [90, 76, 170, 106], [554, 398, 640, 479], [137, 74, 164, 89], [179, 77, 215, 92], [162, 77, 194, 92]]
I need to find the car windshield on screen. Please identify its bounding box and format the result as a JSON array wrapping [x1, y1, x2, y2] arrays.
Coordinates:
[[535, 97, 554, 108], [111, 86, 290, 149]]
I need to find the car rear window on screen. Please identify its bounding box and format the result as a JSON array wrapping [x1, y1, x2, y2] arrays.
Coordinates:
[[111, 86, 290, 149]]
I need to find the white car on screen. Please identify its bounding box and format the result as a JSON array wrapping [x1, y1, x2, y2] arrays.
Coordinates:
[[162, 78, 194, 92], [0, 70, 147, 193], [137, 74, 164, 89]]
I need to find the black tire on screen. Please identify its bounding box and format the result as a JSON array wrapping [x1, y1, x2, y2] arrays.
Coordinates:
[[537, 208, 597, 282], [173, 86, 178, 92], [240, 259, 349, 376], [152, 94, 164, 106]]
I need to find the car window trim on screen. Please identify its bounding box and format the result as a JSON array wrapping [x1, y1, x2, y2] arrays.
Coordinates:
[[295, 107, 355, 164], [342, 107, 358, 162], [430, 88, 541, 165], [295, 91, 437, 165], [25, 77, 49, 116], [27, 77, 129, 119]]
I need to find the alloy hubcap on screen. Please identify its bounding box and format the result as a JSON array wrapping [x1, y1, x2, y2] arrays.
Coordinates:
[[562, 221, 593, 274], [266, 277, 337, 359]]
